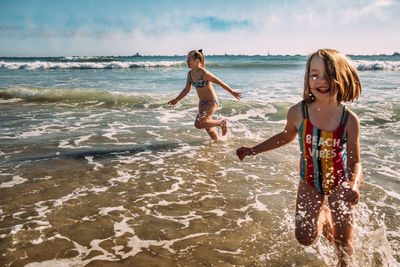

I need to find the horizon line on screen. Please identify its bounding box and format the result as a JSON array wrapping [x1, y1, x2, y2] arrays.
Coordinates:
[[1, 51, 400, 58]]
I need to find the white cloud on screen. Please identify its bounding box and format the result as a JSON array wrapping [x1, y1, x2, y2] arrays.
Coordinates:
[[338, 0, 394, 24], [1, 0, 399, 56]]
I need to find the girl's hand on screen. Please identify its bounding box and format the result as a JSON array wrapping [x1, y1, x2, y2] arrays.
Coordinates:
[[231, 90, 242, 100], [236, 146, 253, 161], [331, 183, 360, 205], [168, 98, 178, 107], [343, 186, 360, 205]]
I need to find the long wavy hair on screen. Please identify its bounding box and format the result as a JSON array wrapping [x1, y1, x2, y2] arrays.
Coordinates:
[[303, 49, 362, 103]]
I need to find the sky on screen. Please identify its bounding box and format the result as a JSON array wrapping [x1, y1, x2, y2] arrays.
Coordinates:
[[0, 0, 399, 56]]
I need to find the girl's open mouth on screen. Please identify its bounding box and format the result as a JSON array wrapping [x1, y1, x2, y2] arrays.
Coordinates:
[[317, 88, 330, 94]]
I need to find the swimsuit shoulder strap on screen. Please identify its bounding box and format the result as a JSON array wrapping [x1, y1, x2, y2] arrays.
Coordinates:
[[189, 70, 193, 82], [189, 70, 196, 86], [339, 106, 350, 126], [301, 101, 309, 119]]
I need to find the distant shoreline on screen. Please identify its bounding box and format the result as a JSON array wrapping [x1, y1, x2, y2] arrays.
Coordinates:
[[1, 52, 399, 59]]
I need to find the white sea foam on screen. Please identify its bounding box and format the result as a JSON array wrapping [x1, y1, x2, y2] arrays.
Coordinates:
[[58, 139, 91, 149], [156, 108, 193, 124], [74, 134, 93, 145], [89, 186, 109, 193], [215, 248, 244, 255], [0, 176, 28, 188], [99, 206, 125, 216], [252, 196, 269, 212], [236, 213, 253, 226], [85, 156, 104, 170], [0, 60, 184, 70], [102, 128, 119, 141], [18, 127, 49, 139], [146, 130, 168, 141], [207, 209, 226, 216], [376, 166, 400, 179], [199, 194, 219, 201], [0, 98, 22, 103], [31, 237, 44, 245], [108, 170, 137, 185], [53, 188, 88, 207], [354, 60, 400, 71], [10, 224, 24, 235], [147, 199, 191, 207], [12, 211, 25, 219]]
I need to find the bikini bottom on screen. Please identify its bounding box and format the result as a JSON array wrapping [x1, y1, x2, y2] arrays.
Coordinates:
[[199, 99, 219, 106]]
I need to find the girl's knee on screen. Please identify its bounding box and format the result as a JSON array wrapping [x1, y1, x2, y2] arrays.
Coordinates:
[[194, 120, 202, 129], [295, 232, 317, 246], [295, 226, 317, 246], [194, 118, 205, 129]]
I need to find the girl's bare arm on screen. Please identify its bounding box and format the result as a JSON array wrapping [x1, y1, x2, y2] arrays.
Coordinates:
[[203, 70, 242, 100], [237, 104, 300, 161], [344, 112, 363, 204], [168, 73, 192, 107]]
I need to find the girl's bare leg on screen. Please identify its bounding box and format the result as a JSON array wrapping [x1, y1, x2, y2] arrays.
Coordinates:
[[205, 127, 219, 140], [329, 186, 355, 267], [220, 120, 227, 136], [295, 179, 326, 246], [319, 205, 334, 242], [194, 102, 226, 140]]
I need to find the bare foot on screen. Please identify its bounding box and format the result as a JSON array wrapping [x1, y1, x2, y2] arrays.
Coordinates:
[[221, 120, 228, 136], [321, 205, 334, 242]]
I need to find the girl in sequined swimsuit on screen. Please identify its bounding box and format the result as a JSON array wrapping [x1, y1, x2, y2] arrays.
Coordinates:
[[236, 49, 363, 266]]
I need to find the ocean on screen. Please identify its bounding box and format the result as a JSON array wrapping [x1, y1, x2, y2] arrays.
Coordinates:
[[1, 54, 399, 266]]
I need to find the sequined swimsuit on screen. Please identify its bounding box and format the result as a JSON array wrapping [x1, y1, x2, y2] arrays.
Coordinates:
[[298, 101, 349, 195]]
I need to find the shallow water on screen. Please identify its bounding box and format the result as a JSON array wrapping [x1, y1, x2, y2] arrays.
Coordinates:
[[0, 55, 399, 266]]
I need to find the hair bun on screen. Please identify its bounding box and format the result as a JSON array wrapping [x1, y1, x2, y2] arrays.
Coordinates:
[[198, 49, 203, 53]]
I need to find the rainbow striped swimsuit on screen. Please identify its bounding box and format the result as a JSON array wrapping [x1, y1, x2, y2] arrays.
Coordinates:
[[298, 101, 349, 195]]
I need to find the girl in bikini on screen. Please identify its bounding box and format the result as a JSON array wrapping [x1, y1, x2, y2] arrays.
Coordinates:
[[168, 49, 242, 140], [236, 49, 362, 266]]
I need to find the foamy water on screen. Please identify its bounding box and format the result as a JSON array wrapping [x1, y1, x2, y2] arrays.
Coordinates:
[[0, 54, 399, 266]]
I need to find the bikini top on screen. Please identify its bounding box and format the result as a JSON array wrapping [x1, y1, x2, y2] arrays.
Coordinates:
[[189, 70, 209, 88]]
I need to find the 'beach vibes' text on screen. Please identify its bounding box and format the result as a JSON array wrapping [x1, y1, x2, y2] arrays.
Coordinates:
[[305, 134, 343, 158]]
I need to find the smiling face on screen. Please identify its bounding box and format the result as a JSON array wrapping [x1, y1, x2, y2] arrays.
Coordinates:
[[303, 49, 362, 104], [308, 54, 335, 102]]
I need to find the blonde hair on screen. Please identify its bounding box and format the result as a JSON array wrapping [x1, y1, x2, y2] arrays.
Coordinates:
[[303, 49, 362, 103], [189, 49, 205, 68]]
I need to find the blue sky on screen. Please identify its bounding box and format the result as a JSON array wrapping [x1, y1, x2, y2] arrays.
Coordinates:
[[0, 0, 399, 56]]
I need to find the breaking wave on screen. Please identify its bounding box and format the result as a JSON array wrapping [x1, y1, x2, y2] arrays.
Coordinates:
[[0, 60, 185, 70], [1, 57, 399, 72], [0, 87, 164, 107], [354, 60, 400, 71]]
